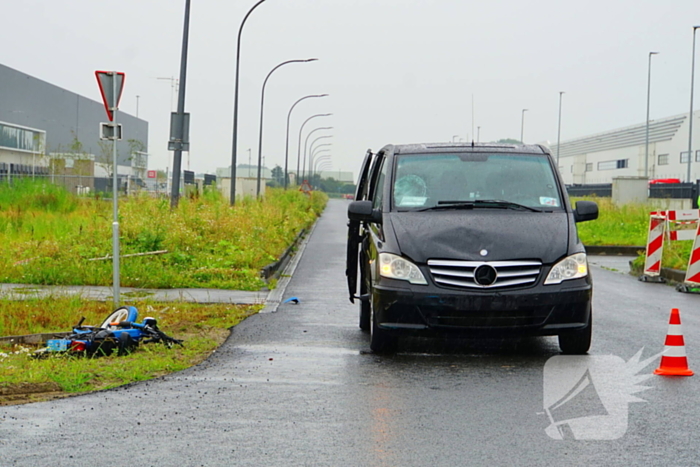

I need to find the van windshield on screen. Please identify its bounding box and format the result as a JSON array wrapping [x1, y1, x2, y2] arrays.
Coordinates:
[[392, 153, 563, 211]]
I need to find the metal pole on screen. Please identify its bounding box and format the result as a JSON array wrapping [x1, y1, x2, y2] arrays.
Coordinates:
[[170, 0, 191, 208], [111, 72, 120, 309], [477, 126, 481, 143], [308, 136, 333, 180], [297, 114, 331, 184], [556, 92, 564, 166], [688, 27, 699, 183], [284, 94, 328, 189], [304, 129, 332, 182], [520, 109, 528, 144], [230, 0, 267, 206], [256, 59, 317, 197], [313, 154, 331, 179], [646, 52, 659, 179], [310, 149, 331, 182]]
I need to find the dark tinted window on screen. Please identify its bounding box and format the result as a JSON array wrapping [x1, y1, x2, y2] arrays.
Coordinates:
[[392, 153, 562, 210]]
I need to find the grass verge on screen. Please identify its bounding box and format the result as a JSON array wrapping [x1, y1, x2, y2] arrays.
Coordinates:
[[574, 197, 693, 271], [0, 181, 327, 290], [0, 298, 260, 405]]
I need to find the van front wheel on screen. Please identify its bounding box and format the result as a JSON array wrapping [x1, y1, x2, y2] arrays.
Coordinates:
[[558, 312, 592, 355]]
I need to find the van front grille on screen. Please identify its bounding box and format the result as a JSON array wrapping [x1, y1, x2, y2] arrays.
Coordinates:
[[427, 259, 542, 289]]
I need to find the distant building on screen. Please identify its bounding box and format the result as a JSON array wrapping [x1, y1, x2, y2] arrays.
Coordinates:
[[316, 170, 354, 184], [550, 110, 700, 185], [0, 63, 148, 192]]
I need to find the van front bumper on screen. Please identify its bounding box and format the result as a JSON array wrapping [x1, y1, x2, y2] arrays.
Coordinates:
[[371, 278, 592, 337]]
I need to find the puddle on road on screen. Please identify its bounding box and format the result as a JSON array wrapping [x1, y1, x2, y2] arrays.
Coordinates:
[[236, 344, 360, 356]]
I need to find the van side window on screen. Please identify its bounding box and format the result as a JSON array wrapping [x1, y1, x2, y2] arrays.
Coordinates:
[[371, 158, 387, 210]]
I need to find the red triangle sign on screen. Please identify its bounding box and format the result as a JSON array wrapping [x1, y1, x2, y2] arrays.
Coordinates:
[[95, 70, 125, 121]]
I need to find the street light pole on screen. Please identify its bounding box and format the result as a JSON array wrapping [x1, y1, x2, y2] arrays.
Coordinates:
[[229, 0, 267, 206], [305, 132, 333, 181], [520, 109, 528, 144], [646, 52, 659, 179], [297, 114, 331, 183], [256, 58, 317, 197], [556, 92, 564, 167], [170, 0, 191, 209], [312, 154, 331, 186], [310, 149, 331, 182], [687, 26, 700, 184], [284, 94, 328, 189]]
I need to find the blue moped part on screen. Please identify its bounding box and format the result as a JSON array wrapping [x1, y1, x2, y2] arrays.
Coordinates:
[[47, 339, 70, 351]]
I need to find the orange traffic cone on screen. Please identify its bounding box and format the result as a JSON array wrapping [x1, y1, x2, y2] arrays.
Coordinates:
[[654, 308, 694, 376]]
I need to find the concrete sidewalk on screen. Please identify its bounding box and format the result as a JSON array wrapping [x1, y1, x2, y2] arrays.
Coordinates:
[[0, 283, 267, 305]]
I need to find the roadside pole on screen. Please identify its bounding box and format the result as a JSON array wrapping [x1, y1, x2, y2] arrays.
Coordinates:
[[111, 75, 120, 309], [96, 70, 126, 309]]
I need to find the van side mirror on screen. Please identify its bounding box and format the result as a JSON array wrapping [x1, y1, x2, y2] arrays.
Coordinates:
[[348, 200, 382, 224], [574, 200, 598, 223]]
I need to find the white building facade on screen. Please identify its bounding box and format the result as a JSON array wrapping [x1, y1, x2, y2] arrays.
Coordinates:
[[550, 110, 700, 184]]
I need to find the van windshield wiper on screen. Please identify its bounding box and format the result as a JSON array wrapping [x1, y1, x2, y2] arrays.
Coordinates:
[[417, 200, 544, 212]]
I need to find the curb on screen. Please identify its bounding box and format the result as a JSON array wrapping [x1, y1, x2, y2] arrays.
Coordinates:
[[260, 228, 307, 281], [585, 245, 645, 256], [0, 332, 70, 345], [630, 262, 687, 284]]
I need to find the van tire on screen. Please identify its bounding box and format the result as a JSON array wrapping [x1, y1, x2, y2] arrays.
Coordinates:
[[558, 312, 592, 355], [370, 305, 398, 353]]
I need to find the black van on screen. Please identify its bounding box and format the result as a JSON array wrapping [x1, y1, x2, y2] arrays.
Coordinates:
[[346, 143, 598, 354]]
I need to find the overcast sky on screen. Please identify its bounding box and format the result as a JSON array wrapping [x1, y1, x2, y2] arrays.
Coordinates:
[[1, 1, 699, 178]]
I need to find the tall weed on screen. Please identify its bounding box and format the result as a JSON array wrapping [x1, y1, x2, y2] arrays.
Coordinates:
[[0, 186, 327, 290]]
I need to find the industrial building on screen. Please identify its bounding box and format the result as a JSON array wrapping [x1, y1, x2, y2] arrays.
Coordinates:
[[0, 63, 148, 193], [550, 110, 700, 185]]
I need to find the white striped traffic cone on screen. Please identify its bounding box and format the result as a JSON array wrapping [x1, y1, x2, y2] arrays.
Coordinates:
[[654, 308, 693, 376]]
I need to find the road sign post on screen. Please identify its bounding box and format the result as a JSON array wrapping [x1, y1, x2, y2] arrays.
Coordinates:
[[95, 70, 125, 309]]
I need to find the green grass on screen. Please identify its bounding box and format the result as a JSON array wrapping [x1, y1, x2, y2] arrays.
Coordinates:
[[0, 298, 260, 397], [574, 197, 649, 246], [574, 197, 693, 271], [0, 182, 327, 290]]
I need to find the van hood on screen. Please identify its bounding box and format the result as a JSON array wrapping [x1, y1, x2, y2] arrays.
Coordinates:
[[387, 210, 570, 264]]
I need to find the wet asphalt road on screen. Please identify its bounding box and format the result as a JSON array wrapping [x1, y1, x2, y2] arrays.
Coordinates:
[[2, 199, 700, 466]]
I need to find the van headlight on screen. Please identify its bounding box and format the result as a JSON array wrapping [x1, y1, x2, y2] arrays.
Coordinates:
[[379, 253, 428, 285], [545, 253, 588, 285]]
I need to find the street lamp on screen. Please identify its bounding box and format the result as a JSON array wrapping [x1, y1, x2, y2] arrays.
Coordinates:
[[313, 154, 331, 174], [310, 143, 332, 160], [452, 135, 459, 142], [312, 154, 332, 186], [306, 133, 333, 181], [687, 26, 700, 183], [310, 150, 331, 181], [284, 94, 328, 189], [229, 0, 268, 206], [256, 58, 318, 197], [317, 161, 333, 173], [645, 52, 659, 179], [520, 109, 528, 144], [296, 114, 331, 183], [556, 92, 565, 167]]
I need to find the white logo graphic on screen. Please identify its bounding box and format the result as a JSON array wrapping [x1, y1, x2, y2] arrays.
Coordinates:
[[543, 349, 661, 440]]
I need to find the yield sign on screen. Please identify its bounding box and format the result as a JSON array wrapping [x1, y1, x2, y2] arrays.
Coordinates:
[[95, 70, 125, 121]]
